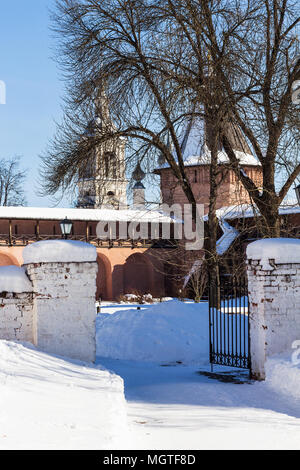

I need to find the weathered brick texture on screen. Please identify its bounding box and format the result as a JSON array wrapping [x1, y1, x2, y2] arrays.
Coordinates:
[[0, 259, 97, 363], [247, 259, 300, 380], [25, 261, 98, 363], [0, 293, 34, 342]]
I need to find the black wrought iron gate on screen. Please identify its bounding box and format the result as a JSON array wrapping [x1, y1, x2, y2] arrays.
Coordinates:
[[209, 275, 251, 370]]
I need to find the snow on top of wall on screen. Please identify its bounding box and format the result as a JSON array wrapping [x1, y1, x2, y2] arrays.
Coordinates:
[[23, 240, 97, 265], [0, 266, 33, 293], [0, 205, 177, 223], [247, 238, 300, 269]]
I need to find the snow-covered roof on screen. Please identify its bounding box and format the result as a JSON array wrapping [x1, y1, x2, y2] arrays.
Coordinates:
[[205, 200, 300, 255], [216, 220, 240, 255], [23, 240, 97, 265], [0, 206, 178, 224], [204, 201, 300, 222], [156, 146, 261, 171], [0, 266, 33, 293]]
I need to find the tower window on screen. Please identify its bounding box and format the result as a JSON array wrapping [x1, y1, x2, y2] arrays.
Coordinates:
[[104, 152, 117, 178]]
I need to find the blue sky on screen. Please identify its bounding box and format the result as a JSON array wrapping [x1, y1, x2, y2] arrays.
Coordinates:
[[0, 1, 296, 209], [0, 0, 159, 208], [0, 0, 66, 207]]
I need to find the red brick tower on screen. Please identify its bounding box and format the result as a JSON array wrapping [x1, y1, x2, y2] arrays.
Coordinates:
[[154, 122, 263, 214]]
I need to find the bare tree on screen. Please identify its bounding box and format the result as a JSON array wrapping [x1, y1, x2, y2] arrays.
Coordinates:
[[41, 1, 252, 254], [199, 0, 300, 236], [41, 1, 299, 255], [0, 156, 27, 206]]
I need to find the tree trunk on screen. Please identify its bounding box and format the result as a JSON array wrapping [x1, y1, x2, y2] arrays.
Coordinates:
[[205, 114, 221, 308], [259, 206, 281, 238]]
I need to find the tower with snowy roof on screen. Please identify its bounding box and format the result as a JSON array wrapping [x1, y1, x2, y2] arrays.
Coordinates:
[[77, 88, 128, 209], [154, 117, 263, 213]]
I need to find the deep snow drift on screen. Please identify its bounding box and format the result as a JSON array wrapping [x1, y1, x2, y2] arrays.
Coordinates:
[[0, 341, 130, 450], [96, 300, 209, 364]]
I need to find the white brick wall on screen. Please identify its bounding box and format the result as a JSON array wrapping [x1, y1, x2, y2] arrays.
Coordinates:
[[25, 261, 98, 363], [247, 258, 300, 380], [0, 293, 34, 343]]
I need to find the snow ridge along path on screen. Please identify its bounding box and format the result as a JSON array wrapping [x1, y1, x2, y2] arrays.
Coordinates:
[[0, 341, 131, 450]]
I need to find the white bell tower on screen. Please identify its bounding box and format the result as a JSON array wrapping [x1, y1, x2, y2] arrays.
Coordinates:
[[77, 88, 128, 209]]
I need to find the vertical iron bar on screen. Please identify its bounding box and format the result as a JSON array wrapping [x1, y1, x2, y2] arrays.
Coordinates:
[[216, 282, 219, 364], [227, 285, 229, 360], [243, 278, 246, 362], [239, 277, 242, 363]]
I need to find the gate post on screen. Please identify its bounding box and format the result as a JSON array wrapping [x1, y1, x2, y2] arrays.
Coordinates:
[[247, 239, 300, 381], [246, 259, 266, 380], [23, 240, 98, 363]]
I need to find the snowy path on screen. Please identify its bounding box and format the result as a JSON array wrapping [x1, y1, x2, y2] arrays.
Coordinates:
[[98, 357, 300, 450]]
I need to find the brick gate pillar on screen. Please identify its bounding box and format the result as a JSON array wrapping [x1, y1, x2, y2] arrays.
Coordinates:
[[247, 239, 300, 380], [23, 240, 98, 363]]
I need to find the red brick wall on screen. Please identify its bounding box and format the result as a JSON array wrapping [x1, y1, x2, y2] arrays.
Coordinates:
[[160, 165, 263, 213]]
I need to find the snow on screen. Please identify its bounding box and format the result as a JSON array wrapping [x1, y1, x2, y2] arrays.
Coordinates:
[[204, 201, 300, 254], [22, 240, 97, 264], [96, 300, 209, 364], [204, 200, 300, 222], [265, 353, 300, 402], [184, 148, 261, 167], [183, 259, 203, 288], [216, 219, 240, 255], [0, 205, 177, 224], [157, 145, 261, 170], [100, 355, 300, 450], [1, 300, 300, 449], [247, 238, 300, 268], [0, 266, 33, 293], [0, 341, 130, 450], [96, 302, 300, 450], [97, 299, 249, 364]]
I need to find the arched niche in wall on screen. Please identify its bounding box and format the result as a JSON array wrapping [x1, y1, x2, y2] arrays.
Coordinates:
[[0, 252, 19, 267], [96, 253, 112, 300], [123, 253, 153, 295]]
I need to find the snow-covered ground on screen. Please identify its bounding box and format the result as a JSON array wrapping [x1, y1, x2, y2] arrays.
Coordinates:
[[0, 341, 129, 450], [0, 299, 299, 449], [97, 301, 300, 450], [96, 299, 209, 364], [99, 357, 300, 450]]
